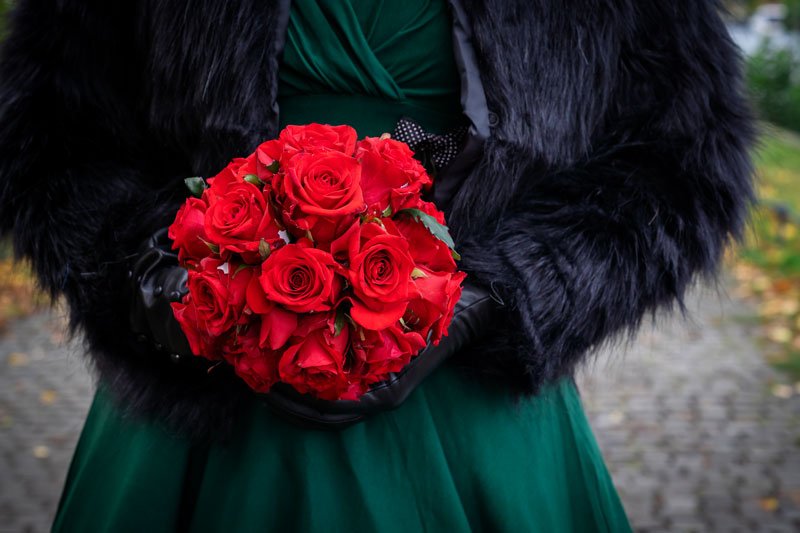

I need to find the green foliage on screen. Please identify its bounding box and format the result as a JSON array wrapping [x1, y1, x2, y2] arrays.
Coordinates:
[[740, 129, 800, 275], [783, 0, 800, 31], [727, 0, 800, 30], [395, 208, 460, 259], [0, 238, 12, 260], [184, 176, 207, 197], [0, 0, 11, 43], [735, 129, 800, 378], [746, 46, 800, 133]]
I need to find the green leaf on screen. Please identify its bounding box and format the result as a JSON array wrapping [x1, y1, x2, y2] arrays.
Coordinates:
[[184, 177, 207, 198], [451, 249, 462, 261], [258, 239, 271, 260], [334, 309, 347, 337], [265, 160, 280, 174], [396, 208, 456, 250], [199, 237, 219, 254], [234, 263, 250, 275], [411, 267, 428, 279], [243, 174, 262, 187], [381, 205, 393, 218]]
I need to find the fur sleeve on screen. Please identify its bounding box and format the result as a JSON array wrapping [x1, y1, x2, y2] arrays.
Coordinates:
[[450, 1, 756, 390], [0, 1, 249, 436], [0, 1, 185, 304]]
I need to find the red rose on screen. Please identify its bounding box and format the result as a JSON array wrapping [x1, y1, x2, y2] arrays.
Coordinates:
[[281, 124, 357, 154], [357, 136, 430, 213], [245, 275, 299, 350], [168, 197, 211, 264], [351, 324, 426, 385], [171, 293, 223, 360], [278, 313, 351, 400], [331, 219, 417, 330], [394, 211, 456, 272], [230, 348, 280, 393], [203, 179, 283, 263], [404, 269, 466, 345], [275, 151, 365, 243], [207, 154, 260, 193], [261, 124, 357, 161], [183, 258, 253, 338], [253, 242, 343, 313], [222, 322, 280, 393]]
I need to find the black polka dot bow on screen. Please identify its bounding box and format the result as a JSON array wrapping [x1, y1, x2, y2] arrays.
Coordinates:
[[392, 116, 468, 177]]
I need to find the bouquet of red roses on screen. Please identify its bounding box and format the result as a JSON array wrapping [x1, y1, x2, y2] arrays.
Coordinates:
[[168, 123, 465, 401]]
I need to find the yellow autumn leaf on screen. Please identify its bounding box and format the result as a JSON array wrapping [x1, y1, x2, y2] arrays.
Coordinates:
[[760, 299, 784, 316], [7, 352, 29, 367], [32, 445, 50, 459], [780, 299, 800, 315], [766, 325, 792, 344], [752, 276, 772, 292], [39, 390, 58, 406], [771, 384, 794, 399], [758, 497, 780, 512]]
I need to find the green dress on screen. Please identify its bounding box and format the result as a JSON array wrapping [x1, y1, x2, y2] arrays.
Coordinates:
[[53, 2, 631, 531]]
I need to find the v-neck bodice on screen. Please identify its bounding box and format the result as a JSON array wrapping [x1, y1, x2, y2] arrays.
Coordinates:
[[277, 0, 464, 136]]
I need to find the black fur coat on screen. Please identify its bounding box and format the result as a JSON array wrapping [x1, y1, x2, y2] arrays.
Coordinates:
[[0, 0, 754, 437]]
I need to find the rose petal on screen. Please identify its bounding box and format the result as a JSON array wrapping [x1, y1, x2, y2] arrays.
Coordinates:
[[350, 298, 408, 330]]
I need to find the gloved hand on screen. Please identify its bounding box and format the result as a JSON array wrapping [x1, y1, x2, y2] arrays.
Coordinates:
[[129, 228, 501, 428], [261, 282, 500, 429], [128, 228, 193, 361]]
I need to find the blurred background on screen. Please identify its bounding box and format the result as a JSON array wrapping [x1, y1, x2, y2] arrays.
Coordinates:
[[2, 1, 800, 532]]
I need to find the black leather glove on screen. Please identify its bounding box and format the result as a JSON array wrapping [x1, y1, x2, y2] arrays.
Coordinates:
[[129, 228, 501, 429], [261, 282, 501, 429], [128, 228, 193, 360]]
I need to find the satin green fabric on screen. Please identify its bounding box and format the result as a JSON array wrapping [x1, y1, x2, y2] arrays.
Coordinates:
[[54, 1, 631, 531], [278, 0, 463, 135]]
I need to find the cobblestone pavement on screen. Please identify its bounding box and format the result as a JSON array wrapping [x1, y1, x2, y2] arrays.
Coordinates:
[[0, 308, 92, 533], [578, 284, 800, 532], [1, 284, 799, 532]]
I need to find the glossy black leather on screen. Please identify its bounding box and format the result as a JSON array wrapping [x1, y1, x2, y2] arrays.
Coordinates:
[[129, 228, 193, 359], [262, 282, 500, 429], [129, 229, 500, 429]]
